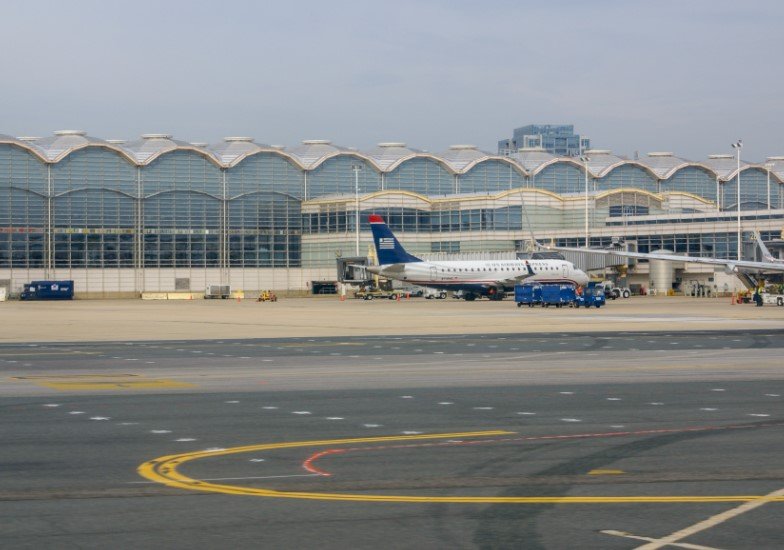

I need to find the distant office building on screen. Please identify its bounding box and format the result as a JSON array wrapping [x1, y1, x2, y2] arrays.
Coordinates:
[[498, 124, 590, 156]]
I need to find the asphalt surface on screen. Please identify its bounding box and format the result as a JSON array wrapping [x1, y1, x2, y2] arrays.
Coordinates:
[[2, 331, 784, 549]]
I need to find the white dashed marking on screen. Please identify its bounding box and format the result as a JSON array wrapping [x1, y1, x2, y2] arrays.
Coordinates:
[[401, 431, 422, 435], [69, 411, 86, 415], [89, 416, 110, 421], [516, 412, 536, 416], [249, 458, 265, 462], [262, 406, 278, 410], [606, 397, 622, 401], [43, 404, 61, 408], [225, 400, 240, 404], [473, 407, 494, 410], [150, 430, 172, 434], [559, 391, 574, 395], [561, 418, 582, 422], [649, 402, 665, 406], [748, 413, 770, 417], [204, 448, 226, 452], [292, 411, 312, 415], [610, 425, 625, 428], [765, 394, 780, 397], [175, 438, 197, 442], [363, 424, 382, 428], [400, 395, 414, 399], [119, 422, 139, 426], [325, 417, 344, 421], [438, 402, 454, 405], [700, 408, 718, 411], [711, 388, 726, 392]]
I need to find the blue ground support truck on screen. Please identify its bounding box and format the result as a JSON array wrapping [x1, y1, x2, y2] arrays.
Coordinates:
[[515, 283, 576, 308], [574, 282, 605, 308], [20, 280, 74, 301]]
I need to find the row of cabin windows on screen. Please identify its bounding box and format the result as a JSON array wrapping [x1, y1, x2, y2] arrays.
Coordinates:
[[437, 264, 563, 273]]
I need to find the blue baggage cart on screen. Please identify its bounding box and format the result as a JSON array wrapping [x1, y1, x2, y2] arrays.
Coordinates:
[[20, 281, 74, 301]]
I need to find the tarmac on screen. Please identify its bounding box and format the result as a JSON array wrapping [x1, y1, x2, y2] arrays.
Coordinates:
[[1, 297, 783, 548], [1, 295, 783, 342]]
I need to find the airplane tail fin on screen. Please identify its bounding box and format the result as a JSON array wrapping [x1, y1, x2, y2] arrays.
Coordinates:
[[369, 215, 423, 265]]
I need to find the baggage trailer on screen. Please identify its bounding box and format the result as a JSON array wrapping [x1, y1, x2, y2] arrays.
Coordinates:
[[515, 283, 576, 308], [20, 281, 74, 301], [515, 284, 542, 307], [541, 284, 576, 307]]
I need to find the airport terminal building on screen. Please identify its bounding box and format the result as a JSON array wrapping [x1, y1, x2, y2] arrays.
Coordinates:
[[1, 130, 783, 297]]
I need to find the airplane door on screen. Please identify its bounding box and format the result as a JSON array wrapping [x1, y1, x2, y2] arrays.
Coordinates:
[[430, 266, 438, 283], [562, 263, 568, 278]]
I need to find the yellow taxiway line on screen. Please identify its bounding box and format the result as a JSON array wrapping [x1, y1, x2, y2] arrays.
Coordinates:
[[138, 431, 784, 504]]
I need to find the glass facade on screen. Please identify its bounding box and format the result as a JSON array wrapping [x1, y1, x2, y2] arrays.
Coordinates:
[[2, 135, 783, 283]]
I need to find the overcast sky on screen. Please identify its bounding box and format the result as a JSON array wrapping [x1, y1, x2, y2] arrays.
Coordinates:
[[2, 0, 782, 161]]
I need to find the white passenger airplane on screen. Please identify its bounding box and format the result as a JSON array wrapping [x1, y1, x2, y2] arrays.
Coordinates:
[[545, 233, 784, 275], [366, 214, 589, 300]]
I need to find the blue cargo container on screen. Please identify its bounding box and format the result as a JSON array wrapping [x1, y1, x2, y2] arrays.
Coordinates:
[[541, 284, 576, 307], [515, 284, 542, 307], [20, 281, 74, 301]]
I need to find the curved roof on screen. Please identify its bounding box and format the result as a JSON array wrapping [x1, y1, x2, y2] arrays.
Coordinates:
[[366, 142, 420, 170], [509, 147, 556, 173], [289, 140, 348, 169], [638, 152, 693, 179], [764, 157, 784, 183], [581, 149, 628, 177], [32, 130, 134, 163], [124, 134, 220, 165], [702, 154, 749, 181], [209, 137, 270, 165], [438, 145, 493, 172]]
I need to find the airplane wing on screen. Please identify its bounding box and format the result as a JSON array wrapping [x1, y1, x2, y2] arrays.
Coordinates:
[[544, 245, 784, 273], [499, 261, 537, 285]]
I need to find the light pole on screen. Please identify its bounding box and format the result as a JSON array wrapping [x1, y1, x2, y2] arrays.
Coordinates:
[[731, 139, 742, 260], [351, 164, 362, 256], [765, 162, 774, 211], [579, 155, 591, 247]]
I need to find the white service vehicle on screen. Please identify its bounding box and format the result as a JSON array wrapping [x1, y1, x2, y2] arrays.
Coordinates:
[[762, 292, 784, 306]]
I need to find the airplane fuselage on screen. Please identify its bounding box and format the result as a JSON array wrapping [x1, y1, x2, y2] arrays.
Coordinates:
[[367, 259, 588, 295]]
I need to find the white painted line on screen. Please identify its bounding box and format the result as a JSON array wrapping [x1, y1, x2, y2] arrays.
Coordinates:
[[516, 412, 536, 415], [150, 430, 172, 434], [249, 458, 265, 462], [89, 416, 110, 421], [43, 404, 60, 408], [648, 402, 664, 406], [606, 397, 622, 401], [225, 400, 240, 404], [400, 395, 414, 399], [262, 406, 278, 410], [748, 413, 770, 417], [292, 411, 312, 415], [175, 438, 197, 442], [145, 361, 156, 364], [473, 407, 494, 410], [711, 388, 726, 392], [438, 402, 454, 405], [325, 417, 344, 420], [700, 408, 718, 411], [560, 418, 582, 422], [630, 486, 784, 549], [401, 431, 422, 435], [69, 411, 86, 415], [262, 359, 273, 362], [204, 448, 227, 452], [765, 393, 780, 397], [610, 425, 625, 428], [601, 530, 719, 550], [559, 391, 574, 395], [363, 424, 382, 428], [118, 422, 139, 426]]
